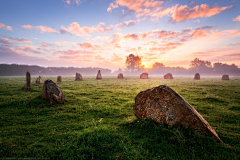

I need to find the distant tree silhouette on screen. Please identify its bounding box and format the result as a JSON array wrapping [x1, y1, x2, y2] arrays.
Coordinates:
[[152, 62, 165, 69], [190, 58, 212, 69], [125, 54, 142, 72]]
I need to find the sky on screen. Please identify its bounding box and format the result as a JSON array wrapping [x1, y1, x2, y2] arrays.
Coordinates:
[[0, 0, 240, 71]]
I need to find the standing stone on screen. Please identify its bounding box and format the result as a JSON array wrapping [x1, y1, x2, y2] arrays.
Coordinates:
[[194, 73, 200, 80], [164, 73, 173, 79], [36, 76, 43, 84], [41, 80, 65, 105], [140, 73, 149, 79], [118, 73, 124, 79], [222, 75, 229, 80], [24, 71, 31, 90], [57, 76, 62, 82], [133, 85, 222, 142], [96, 70, 102, 79], [75, 72, 83, 81]]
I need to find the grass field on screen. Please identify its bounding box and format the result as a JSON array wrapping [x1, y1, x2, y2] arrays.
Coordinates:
[[0, 76, 240, 159]]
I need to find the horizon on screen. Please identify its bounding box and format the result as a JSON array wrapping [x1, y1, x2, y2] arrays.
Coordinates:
[[0, 0, 240, 71]]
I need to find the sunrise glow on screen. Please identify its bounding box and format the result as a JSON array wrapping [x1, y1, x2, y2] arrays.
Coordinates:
[[0, 0, 240, 71]]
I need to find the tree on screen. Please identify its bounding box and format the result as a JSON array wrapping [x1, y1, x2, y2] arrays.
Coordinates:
[[190, 58, 212, 69], [152, 62, 165, 69], [125, 54, 142, 72]]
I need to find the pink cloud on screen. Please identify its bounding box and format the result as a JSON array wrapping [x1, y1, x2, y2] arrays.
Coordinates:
[[60, 22, 113, 37], [54, 41, 69, 46], [92, 36, 110, 42], [79, 42, 102, 50], [233, 15, 240, 22], [6, 26, 13, 31], [54, 49, 94, 55], [36, 26, 57, 33], [171, 4, 232, 22], [39, 42, 51, 47], [64, 0, 81, 5], [15, 38, 32, 44], [0, 23, 5, 28], [191, 29, 208, 39], [21, 25, 33, 30], [107, 3, 119, 12], [0, 38, 11, 44], [116, 20, 137, 28], [14, 46, 41, 54], [230, 42, 240, 45], [111, 53, 123, 61]]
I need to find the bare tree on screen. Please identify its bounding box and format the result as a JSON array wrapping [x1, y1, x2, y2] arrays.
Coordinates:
[[125, 54, 142, 72]]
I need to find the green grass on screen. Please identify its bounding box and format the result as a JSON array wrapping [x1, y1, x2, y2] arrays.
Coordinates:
[[0, 76, 240, 159]]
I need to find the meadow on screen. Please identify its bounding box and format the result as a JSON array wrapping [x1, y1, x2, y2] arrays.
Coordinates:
[[0, 76, 240, 159]]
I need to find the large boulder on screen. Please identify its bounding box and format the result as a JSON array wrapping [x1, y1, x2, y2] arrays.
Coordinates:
[[133, 85, 222, 142], [194, 73, 200, 80], [118, 73, 124, 79], [57, 76, 62, 82], [96, 70, 102, 79], [75, 72, 83, 81], [41, 80, 65, 105], [24, 71, 31, 90], [222, 75, 229, 80], [164, 73, 173, 79], [140, 73, 149, 79], [36, 76, 43, 84]]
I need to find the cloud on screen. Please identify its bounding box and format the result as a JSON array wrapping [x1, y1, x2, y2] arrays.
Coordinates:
[[0, 23, 5, 28], [63, 0, 81, 5], [171, 4, 232, 22], [0, 23, 13, 31], [36, 26, 57, 33], [107, 3, 119, 12], [0, 38, 11, 44], [0, 37, 32, 44], [54, 49, 93, 55], [230, 42, 240, 45], [21, 25, 33, 30], [143, 41, 159, 45], [60, 22, 113, 37], [191, 29, 208, 39], [233, 15, 240, 22], [6, 26, 13, 31], [189, 0, 196, 6], [14, 38, 32, 44], [116, 20, 137, 28], [111, 53, 123, 61], [39, 42, 51, 47], [14, 46, 41, 54], [54, 41, 69, 46], [78, 42, 102, 50], [92, 36, 111, 42]]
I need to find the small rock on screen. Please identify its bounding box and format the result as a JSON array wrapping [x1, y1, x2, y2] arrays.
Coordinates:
[[75, 72, 83, 81], [96, 70, 102, 79], [164, 73, 173, 79], [194, 73, 200, 80], [57, 76, 62, 82], [140, 73, 149, 79], [222, 75, 229, 80], [118, 73, 124, 79], [36, 76, 43, 84]]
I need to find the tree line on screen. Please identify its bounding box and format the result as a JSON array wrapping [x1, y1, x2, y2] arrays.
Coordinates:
[[113, 54, 240, 76], [0, 64, 112, 76], [0, 54, 239, 76]]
